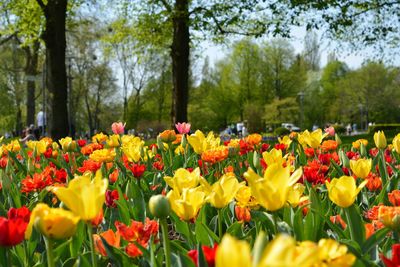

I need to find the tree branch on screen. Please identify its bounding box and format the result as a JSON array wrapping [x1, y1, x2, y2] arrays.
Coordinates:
[[158, 0, 172, 12]]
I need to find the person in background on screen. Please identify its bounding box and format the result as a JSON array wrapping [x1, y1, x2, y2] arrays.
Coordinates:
[[37, 110, 46, 136], [20, 127, 36, 144]]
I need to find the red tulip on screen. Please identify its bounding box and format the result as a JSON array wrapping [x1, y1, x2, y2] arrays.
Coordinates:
[[188, 244, 218, 267], [0, 206, 30, 247], [381, 244, 400, 267]]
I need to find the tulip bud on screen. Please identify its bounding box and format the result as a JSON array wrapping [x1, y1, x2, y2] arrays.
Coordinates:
[[374, 131, 387, 149], [253, 151, 260, 169], [181, 134, 187, 148], [335, 134, 342, 145], [157, 136, 164, 151], [339, 149, 349, 168], [149, 195, 170, 219], [360, 142, 367, 158]]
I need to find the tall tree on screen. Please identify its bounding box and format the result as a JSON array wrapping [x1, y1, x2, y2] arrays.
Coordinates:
[[35, 0, 69, 139], [120, 0, 292, 125]]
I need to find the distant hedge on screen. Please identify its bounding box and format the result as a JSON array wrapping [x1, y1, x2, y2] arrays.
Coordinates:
[[368, 124, 400, 133], [274, 127, 291, 136]]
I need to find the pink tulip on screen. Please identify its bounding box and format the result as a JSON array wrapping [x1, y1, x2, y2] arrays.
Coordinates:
[[324, 126, 335, 136], [175, 122, 191, 134], [112, 122, 125, 135]]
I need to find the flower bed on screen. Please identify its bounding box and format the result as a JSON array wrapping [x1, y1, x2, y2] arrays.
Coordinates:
[[0, 123, 399, 267]]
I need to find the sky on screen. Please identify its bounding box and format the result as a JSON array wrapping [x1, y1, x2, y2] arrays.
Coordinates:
[[200, 26, 381, 70]]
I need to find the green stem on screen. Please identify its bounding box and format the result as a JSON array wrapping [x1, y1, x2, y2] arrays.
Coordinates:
[[4, 248, 11, 267], [218, 209, 223, 239], [160, 219, 171, 267], [44, 237, 55, 267], [87, 223, 98, 267], [186, 221, 195, 247]]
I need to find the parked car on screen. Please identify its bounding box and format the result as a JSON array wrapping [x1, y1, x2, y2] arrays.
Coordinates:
[[281, 123, 301, 132]]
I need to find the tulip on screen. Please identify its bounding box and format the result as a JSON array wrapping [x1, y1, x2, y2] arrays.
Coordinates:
[[324, 126, 335, 136], [278, 135, 292, 147], [50, 171, 108, 221], [257, 235, 319, 266], [0, 206, 30, 247], [287, 183, 306, 208], [89, 148, 116, 163], [374, 131, 387, 149], [93, 229, 120, 257], [164, 167, 201, 192], [325, 176, 367, 208], [149, 195, 170, 219], [298, 129, 327, 149], [187, 130, 220, 154], [380, 244, 400, 267], [159, 130, 177, 143], [389, 190, 400, 206], [316, 239, 356, 267], [175, 122, 191, 134], [92, 132, 108, 144], [26, 140, 47, 155], [107, 134, 121, 148], [378, 206, 400, 231], [122, 137, 145, 162], [167, 187, 206, 221], [352, 139, 368, 150], [59, 137, 77, 152], [25, 203, 79, 240], [216, 234, 251, 267], [392, 134, 400, 154], [244, 163, 302, 211], [111, 122, 125, 135], [188, 244, 217, 267], [350, 158, 372, 179], [201, 173, 240, 209], [262, 148, 285, 166], [235, 184, 257, 207]]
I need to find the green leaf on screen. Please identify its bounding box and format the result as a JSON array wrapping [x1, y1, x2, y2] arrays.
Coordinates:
[[195, 220, 212, 246], [101, 236, 133, 267], [361, 227, 390, 254], [197, 243, 208, 267], [343, 205, 365, 247]]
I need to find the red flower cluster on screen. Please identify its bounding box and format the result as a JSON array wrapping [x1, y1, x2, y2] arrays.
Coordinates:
[[302, 159, 329, 185], [78, 159, 102, 173], [115, 218, 159, 258], [0, 206, 30, 247], [21, 166, 67, 193], [381, 244, 400, 267], [123, 156, 146, 178]]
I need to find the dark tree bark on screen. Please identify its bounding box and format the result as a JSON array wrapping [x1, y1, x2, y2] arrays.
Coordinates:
[[24, 41, 40, 126], [36, 0, 69, 140], [171, 0, 190, 125]]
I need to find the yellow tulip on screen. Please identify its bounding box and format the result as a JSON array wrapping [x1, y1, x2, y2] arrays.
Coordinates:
[[392, 134, 400, 154], [325, 176, 367, 208], [244, 163, 302, 211], [374, 131, 387, 149], [5, 140, 21, 152], [187, 130, 220, 154], [352, 139, 368, 150], [235, 183, 257, 207], [122, 137, 145, 162], [216, 234, 251, 267], [349, 159, 372, 179], [50, 171, 108, 221], [92, 132, 108, 144], [59, 137, 76, 152], [26, 140, 47, 155], [316, 239, 356, 267], [25, 203, 80, 240], [167, 187, 205, 221], [164, 167, 201, 192], [89, 148, 116, 163], [287, 183, 306, 208], [200, 173, 240, 209], [298, 129, 327, 149], [107, 134, 121, 148], [278, 135, 292, 147], [262, 148, 286, 166], [258, 234, 318, 267]]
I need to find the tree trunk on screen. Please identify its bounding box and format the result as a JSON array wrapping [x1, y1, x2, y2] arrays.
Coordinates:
[[171, 0, 190, 125], [25, 41, 40, 126], [39, 0, 69, 140]]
